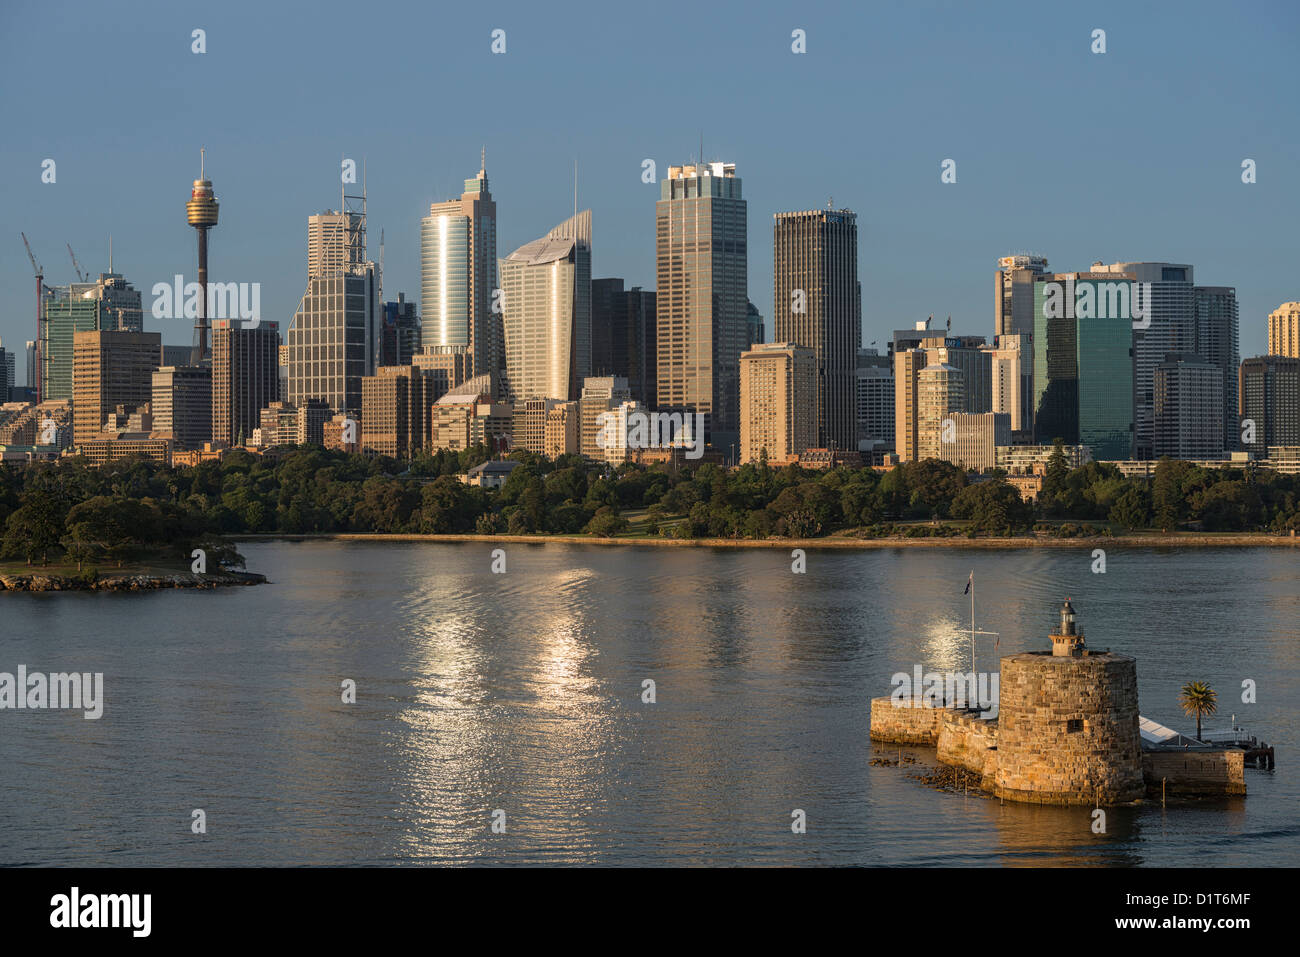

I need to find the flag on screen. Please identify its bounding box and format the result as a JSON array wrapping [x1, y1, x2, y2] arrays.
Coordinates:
[[963, 571, 972, 595]]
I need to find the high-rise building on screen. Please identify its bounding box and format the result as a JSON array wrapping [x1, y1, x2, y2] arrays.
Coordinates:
[[987, 334, 1033, 438], [939, 411, 1011, 472], [746, 300, 765, 348], [856, 347, 894, 455], [773, 208, 861, 451], [1194, 286, 1240, 451], [893, 347, 927, 462], [928, 338, 990, 414], [40, 273, 144, 401], [380, 293, 420, 367], [1153, 354, 1224, 460], [626, 287, 657, 408], [361, 365, 433, 457], [1268, 301, 1300, 358], [1032, 273, 1135, 459], [413, 345, 472, 402], [583, 279, 656, 407], [499, 210, 592, 402], [1089, 262, 1194, 458], [420, 159, 500, 380], [1239, 356, 1300, 455], [591, 278, 625, 378], [512, 398, 565, 454], [916, 362, 965, 461], [738, 341, 816, 465], [0, 340, 14, 398], [598, 399, 652, 466], [544, 400, 579, 458], [152, 365, 213, 449], [308, 211, 365, 279], [656, 161, 747, 452], [71, 330, 161, 446], [995, 255, 1049, 339], [212, 319, 280, 446], [579, 376, 630, 458], [287, 209, 378, 416]]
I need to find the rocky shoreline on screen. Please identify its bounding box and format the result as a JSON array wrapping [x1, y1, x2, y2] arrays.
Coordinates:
[[0, 571, 267, 592]]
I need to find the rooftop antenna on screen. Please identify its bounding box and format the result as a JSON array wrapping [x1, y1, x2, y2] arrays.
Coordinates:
[[574, 158, 578, 219], [108, 235, 112, 274], [699, 130, 704, 166], [481, 144, 486, 174]]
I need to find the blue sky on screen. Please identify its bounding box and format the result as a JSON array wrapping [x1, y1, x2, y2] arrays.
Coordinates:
[[2, 0, 1296, 374]]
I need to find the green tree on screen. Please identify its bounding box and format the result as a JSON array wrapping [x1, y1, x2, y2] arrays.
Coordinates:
[[1178, 680, 1218, 741]]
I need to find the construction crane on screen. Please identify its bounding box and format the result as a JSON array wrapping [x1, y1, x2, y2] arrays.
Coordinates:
[[66, 243, 87, 282], [21, 233, 44, 402]]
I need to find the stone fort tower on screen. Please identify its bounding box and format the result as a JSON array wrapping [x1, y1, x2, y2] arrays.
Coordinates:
[[994, 599, 1145, 805]]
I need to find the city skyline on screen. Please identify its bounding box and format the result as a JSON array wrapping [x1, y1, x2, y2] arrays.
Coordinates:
[[3, 1, 1296, 364]]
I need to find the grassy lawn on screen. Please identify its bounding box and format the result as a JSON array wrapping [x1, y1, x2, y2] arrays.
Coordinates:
[[0, 555, 194, 578]]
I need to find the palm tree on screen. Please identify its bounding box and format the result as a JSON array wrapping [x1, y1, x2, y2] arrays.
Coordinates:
[[1179, 681, 1218, 741]]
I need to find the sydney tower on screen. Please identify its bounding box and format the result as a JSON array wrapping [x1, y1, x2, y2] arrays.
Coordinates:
[[186, 149, 219, 363]]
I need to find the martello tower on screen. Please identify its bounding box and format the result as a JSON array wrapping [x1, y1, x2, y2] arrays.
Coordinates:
[[186, 149, 219, 364], [994, 599, 1145, 806]]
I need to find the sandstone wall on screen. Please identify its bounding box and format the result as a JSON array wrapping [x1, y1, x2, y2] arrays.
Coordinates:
[[937, 710, 999, 782], [994, 652, 1145, 806], [868, 695, 945, 745], [1143, 750, 1246, 796]]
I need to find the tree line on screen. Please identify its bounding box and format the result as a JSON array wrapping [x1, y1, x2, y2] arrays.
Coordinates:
[[2, 442, 1298, 567]]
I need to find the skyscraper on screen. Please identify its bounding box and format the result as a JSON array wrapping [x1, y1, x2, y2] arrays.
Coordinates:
[[939, 412, 1011, 472], [1194, 286, 1240, 451], [152, 364, 213, 450], [380, 294, 420, 367], [893, 347, 926, 462], [987, 334, 1032, 438], [995, 254, 1049, 338], [1239, 356, 1300, 455], [361, 365, 433, 457], [590, 278, 625, 378], [499, 210, 592, 402], [626, 287, 657, 408], [1268, 301, 1300, 358], [71, 330, 161, 446], [1153, 354, 1224, 459], [1032, 273, 1134, 459], [287, 209, 378, 415], [739, 342, 816, 465], [420, 159, 500, 380], [917, 362, 965, 461], [656, 161, 747, 453], [1089, 261, 1194, 458], [308, 211, 364, 279], [856, 347, 893, 455], [39, 272, 144, 401], [579, 376, 630, 459], [773, 207, 861, 451], [213, 319, 280, 446]]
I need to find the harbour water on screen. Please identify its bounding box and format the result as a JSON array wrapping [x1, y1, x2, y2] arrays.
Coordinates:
[[1, 541, 1296, 866]]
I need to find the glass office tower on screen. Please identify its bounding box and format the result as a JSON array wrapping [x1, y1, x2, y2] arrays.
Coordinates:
[[1033, 275, 1134, 459]]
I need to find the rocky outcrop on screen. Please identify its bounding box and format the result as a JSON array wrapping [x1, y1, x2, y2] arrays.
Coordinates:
[[0, 571, 265, 592]]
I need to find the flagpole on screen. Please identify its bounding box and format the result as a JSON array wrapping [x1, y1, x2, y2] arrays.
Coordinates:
[[970, 572, 976, 675]]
